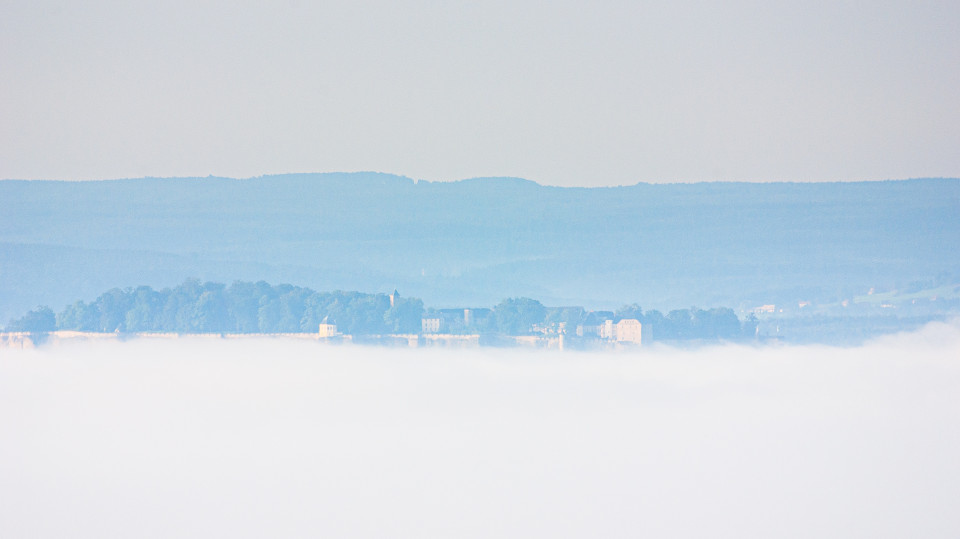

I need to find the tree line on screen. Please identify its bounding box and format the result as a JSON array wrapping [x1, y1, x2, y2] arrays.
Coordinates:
[[5, 280, 423, 335], [616, 304, 753, 341], [5, 281, 754, 341]]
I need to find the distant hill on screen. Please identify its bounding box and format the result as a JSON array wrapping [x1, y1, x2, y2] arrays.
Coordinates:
[[2, 173, 958, 322]]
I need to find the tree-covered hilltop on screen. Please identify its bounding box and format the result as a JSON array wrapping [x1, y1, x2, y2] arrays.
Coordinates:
[[5, 280, 754, 341], [6, 280, 423, 335]]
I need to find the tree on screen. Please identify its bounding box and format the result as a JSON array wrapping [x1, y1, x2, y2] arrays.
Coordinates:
[[194, 290, 231, 333], [125, 286, 163, 332], [641, 309, 665, 340], [276, 288, 311, 332], [159, 280, 205, 332], [545, 307, 585, 333], [494, 297, 546, 335], [57, 301, 100, 331], [258, 296, 283, 333], [299, 292, 330, 332], [615, 303, 643, 321], [665, 309, 694, 339], [95, 288, 134, 332], [384, 297, 424, 333], [227, 280, 272, 332], [742, 313, 759, 339], [7, 306, 56, 332], [342, 294, 391, 334], [704, 307, 741, 339]]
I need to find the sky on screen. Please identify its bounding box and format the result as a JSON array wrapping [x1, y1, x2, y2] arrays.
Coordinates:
[[2, 322, 959, 537], [2, 0, 958, 187]]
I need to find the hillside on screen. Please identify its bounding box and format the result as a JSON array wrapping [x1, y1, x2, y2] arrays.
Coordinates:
[[2, 174, 958, 322]]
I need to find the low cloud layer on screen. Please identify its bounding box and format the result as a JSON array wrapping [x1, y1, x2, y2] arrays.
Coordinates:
[[2, 322, 959, 538]]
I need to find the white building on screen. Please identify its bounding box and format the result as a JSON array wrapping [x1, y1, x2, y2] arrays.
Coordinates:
[[614, 319, 643, 345], [421, 317, 443, 333], [318, 322, 339, 338]]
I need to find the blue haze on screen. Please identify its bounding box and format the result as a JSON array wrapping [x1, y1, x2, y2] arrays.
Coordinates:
[[1, 174, 958, 322]]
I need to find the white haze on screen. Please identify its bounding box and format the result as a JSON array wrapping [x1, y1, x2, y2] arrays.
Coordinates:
[[2, 323, 959, 538], [3, 1, 959, 185]]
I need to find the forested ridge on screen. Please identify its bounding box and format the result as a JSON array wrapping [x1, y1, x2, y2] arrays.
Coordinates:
[[2, 174, 957, 324], [8, 281, 422, 335]]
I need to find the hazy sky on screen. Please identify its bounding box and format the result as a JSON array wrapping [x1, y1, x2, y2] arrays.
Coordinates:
[[2, 1, 958, 186]]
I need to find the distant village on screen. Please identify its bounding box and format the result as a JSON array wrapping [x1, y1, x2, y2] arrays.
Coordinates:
[[30, 277, 923, 351], [1, 316, 645, 351], [3, 278, 949, 349], [317, 301, 647, 350], [1, 297, 647, 352], [2, 287, 660, 351]]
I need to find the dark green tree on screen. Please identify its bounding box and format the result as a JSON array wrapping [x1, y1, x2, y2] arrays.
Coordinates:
[[665, 309, 694, 339], [641, 309, 665, 340], [494, 297, 546, 335], [57, 301, 101, 331], [227, 281, 272, 332], [7, 306, 56, 332], [276, 288, 312, 332], [615, 303, 643, 321], [159, 279, 205, 332], [742, 313, 760, 339], [384, 297, 425, 333], [194, 289, 231, 333], [95, 288, 134, 332], [703, 307, 741, 339], [125, 286, 163, 332]]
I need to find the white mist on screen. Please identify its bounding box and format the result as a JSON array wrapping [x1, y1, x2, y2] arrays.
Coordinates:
[[1, 322, 958, 538]]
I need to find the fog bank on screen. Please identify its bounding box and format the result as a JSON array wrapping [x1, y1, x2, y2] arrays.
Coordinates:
[[2, 322, 959, 538]]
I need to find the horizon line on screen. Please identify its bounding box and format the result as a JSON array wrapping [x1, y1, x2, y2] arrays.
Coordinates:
[[2, 171, 958, 187]]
